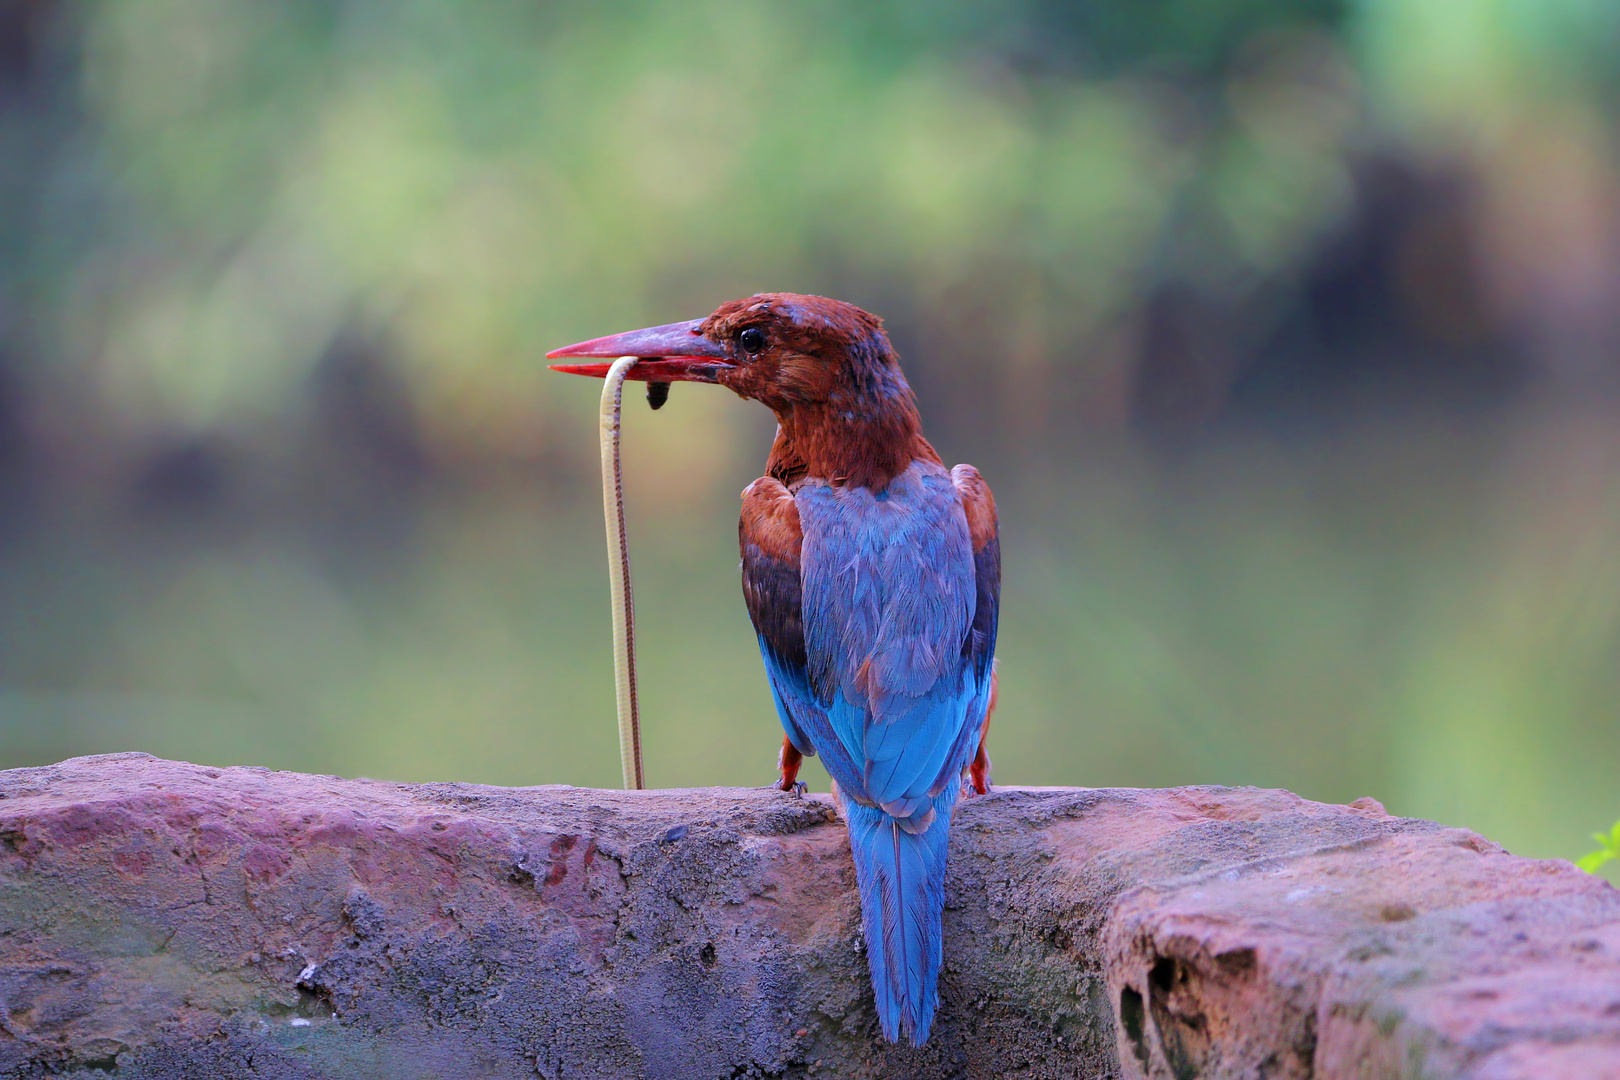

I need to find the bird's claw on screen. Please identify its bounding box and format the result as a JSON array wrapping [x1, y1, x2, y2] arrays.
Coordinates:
[[961, 773, 993, 798], [763, 780, 807, 799]]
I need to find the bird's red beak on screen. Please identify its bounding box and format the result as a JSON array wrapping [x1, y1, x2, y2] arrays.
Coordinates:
[[546, 318, 732, 383]]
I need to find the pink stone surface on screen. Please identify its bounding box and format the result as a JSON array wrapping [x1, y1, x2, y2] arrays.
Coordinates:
[[0, 754, 1615, 1079]]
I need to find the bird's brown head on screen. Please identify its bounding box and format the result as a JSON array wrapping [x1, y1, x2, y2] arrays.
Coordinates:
[[549, 293, 936, 488]]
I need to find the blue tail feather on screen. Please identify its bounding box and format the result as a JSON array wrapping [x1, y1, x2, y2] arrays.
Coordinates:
[[840, 790, 956, 1045]]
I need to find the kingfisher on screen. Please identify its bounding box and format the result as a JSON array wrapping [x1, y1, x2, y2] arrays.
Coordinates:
[[548, 293, 1000, 1045]]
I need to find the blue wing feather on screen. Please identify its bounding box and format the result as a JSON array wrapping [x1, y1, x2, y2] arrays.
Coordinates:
[[759, 646, 866, 794], [865, 682, 973, 809]]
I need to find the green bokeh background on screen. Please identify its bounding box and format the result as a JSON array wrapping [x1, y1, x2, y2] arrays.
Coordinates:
[[1, 0, 1617, 879]]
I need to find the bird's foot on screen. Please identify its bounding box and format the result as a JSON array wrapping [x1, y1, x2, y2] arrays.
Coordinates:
[[967, 746, 993, 796], [763, 779, 807, 799], [775, 736, 805, 794]]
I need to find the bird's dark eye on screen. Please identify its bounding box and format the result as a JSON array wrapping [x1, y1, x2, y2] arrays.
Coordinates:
[[739, 327, 767, 354]]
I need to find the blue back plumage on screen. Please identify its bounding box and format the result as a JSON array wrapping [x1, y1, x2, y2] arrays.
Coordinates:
[[748, 460, 992, 1045], [797, 464, 977, 810]]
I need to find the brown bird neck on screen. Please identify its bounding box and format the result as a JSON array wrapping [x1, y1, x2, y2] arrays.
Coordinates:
[[765, 396, 939, 491]]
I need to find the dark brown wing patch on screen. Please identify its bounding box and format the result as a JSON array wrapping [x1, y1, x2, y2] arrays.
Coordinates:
[[952, 464, 1001, 679], [952, 464, 998, 553], [740, 477, 806, 669]]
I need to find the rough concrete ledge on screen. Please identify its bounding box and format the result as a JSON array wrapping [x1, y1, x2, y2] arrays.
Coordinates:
[[0, 754, 1616, 1080]]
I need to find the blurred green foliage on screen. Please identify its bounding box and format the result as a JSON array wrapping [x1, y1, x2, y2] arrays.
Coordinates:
[[0, 0, 1618, 872]]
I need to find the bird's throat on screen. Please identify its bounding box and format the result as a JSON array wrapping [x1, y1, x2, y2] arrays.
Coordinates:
[[767, 399, 939, 491]]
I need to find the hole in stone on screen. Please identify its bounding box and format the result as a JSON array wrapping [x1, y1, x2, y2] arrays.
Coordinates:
[[297, 986, 336, 1019], [1120, 986, 1149, 1068], [700, 942, 718, 969], [293, 981, 337, 1020], [1147, 956, 1206, 1080]]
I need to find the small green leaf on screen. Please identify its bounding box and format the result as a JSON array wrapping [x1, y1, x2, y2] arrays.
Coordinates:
[[1576, 819, 1620, 874], [1577, 849, 1615, 874]]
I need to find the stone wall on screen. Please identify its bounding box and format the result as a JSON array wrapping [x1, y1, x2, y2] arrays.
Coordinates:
[[1, 754, 1616, 1079]]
